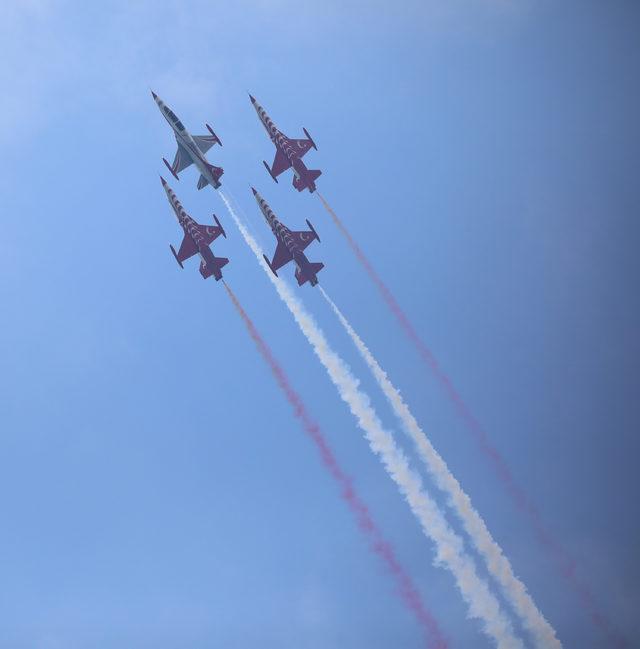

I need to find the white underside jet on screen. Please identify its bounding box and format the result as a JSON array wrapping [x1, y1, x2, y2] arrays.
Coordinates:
[[152, 91, 224, 190]]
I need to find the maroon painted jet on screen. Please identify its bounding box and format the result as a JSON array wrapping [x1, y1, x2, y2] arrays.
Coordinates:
[[252, 188, 323, 287], [161, 177, 229, 281], [250, 94, 321, 193]]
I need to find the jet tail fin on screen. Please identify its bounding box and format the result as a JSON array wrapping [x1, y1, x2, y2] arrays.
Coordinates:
[[295, 262, 324, 287]]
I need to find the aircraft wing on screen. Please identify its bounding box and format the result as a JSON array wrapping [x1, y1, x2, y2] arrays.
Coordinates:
[[193, 134, 218, 155], [175, 233, 198, 263], [195, 224, 224, 245], [171, 141, 194, 175], [289, 138, 314, 157], [269, 149, 292, 178], [290, 230, 316, 252], [269, 240, 293, 272]]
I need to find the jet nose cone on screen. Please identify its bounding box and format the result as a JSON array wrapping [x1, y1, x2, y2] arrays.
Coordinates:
[[251, 187, 257, 196], [151, 90, 158, 100], [160, 175, 167, 187], [249, 94, 256, 104]]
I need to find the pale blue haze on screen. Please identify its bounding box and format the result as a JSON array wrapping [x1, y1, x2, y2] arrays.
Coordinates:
[[0, 1, 638, 647]]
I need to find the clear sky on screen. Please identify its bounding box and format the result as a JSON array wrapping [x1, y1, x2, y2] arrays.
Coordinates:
[[1, 1, 638, 647]]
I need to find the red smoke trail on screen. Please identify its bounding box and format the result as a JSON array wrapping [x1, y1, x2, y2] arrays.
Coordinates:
[[317, 193, 627, 648], [223, 281, 447, 649]]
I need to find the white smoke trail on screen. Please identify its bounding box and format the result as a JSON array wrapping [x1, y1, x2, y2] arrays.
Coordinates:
[[218, 189, 524, 649], [319, 288, 561, 649]]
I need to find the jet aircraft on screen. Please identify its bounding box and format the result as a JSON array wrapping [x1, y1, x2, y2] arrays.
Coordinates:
[[152, 91, 224, 190], [250, 95, 321, 193], [252, 188, 323, 287], [161, 177, 229, 281]]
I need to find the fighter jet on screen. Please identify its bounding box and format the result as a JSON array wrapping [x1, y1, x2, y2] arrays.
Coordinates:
[[252, 188, 323, 287], [152, 91, 224, 190], [161, 177, 229, 281], [250, 95, 321, 193]]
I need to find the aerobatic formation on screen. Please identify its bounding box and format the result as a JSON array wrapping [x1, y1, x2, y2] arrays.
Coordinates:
[[151, 90, 624, 649]]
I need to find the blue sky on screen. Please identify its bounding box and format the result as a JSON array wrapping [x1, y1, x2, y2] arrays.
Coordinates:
[[1, 1, 638, 647]]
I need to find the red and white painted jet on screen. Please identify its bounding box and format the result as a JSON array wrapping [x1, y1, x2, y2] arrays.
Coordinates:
[[161, 177, 228, 281], [253, 188, 323, 287], [250, 94, 321, 194]]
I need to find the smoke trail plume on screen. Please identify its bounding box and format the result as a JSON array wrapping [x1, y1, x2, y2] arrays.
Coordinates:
[[316, 192, 626, 647], [222, 281, 446, 649], [319, 287, 561, 649], [219, 190, 524, 649]]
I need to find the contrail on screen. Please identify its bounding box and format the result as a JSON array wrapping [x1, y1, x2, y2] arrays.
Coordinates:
[[222, 280, 447, 649], [319, 287, 561, 649], [316, 192, 626, 647], [219, 190, 524, 649]]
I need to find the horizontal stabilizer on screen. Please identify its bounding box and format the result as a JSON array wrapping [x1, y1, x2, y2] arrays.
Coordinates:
[[199, 256, 229, 281], [206, 163, 224, 188], [293, 169, 321, 193], [295, 262, 324, 287], [307, 169, 322, 183], [197, 174, 209, 190]]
